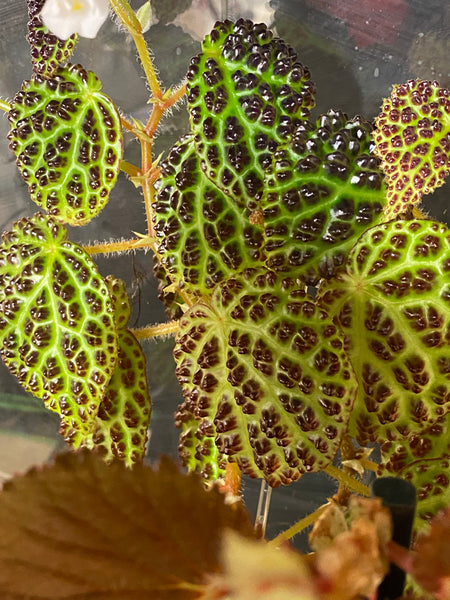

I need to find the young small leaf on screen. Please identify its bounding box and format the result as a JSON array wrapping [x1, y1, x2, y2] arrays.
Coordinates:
[[104, 274, 132, 328], [374, 79, 450, 219], [318, 219, 450, 445], [174, 267, 356, 487], [0, 213, 118, 448], [152, 254, 185, 320], [136, 0, 152, 33], [8, 64, 123, 226]]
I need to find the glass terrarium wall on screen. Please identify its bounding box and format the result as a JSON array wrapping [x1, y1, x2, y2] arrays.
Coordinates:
[[0, 0, 448, 546]]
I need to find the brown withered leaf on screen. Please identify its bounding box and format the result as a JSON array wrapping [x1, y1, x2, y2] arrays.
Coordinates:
[[202, 496, 393, 600], [0, 451, 256, 599], [412, 507, 450, 600], [314, 497, 392, 600], [309, 502, 348, 553]]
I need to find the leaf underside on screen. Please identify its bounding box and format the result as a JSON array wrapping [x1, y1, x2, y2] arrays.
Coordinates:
[[8, 64, 123, 226], [174, 267, 356, 487], [0, 213, 118, 448], [317, 219, 450, 445], [0, 451, 256, 599]]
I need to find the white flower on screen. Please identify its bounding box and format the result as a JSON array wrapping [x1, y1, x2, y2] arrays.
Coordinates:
[[40, 0, 110, 40]]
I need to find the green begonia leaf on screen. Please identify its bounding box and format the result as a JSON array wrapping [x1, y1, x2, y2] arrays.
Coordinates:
[[262, 110, 386, 283], [154, 21, 387, 293], [318, 219, 450, 445], [8, 64, 123, 226], [186, 19, 315, 205], [27, 0, 78, 78], [90, 276, 151, 466], [153, 135, 264, 296], [374, 79, 450, 219], [174, 267, 356, 486], [0, 213, 118, 448]]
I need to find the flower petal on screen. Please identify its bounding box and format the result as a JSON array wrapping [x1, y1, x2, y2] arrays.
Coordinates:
[[40, 0, 109, 40]]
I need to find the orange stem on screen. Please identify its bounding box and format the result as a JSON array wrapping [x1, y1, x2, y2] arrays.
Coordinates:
[[222, 463, 242, 497]]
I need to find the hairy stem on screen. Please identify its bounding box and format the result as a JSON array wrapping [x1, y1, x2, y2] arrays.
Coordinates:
[[324, 464, 370, 497], [135, 35, 163, 100], [145, 84, 188, 139], [141, 135, 155, 235], [131, 320, 181, 340], [359, 458, 379, 472], [222, 462, 242, 497], [110, 0, 192, 310], [84, 238, 154, 255], [120, 114, 136, 132], [109, 0, 162, 99], [269, 502, 331, 546], [141, 84, 187, 233], [120, 160, 141, 178]]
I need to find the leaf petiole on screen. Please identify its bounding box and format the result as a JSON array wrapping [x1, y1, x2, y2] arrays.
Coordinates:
[[0, 98, 10, 112], [109, 0, 162, 99], [269, 502, 331, 546], [324, 464, 370, 497], [84, 237, 156, 255], [131, 320, 181, 340]]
